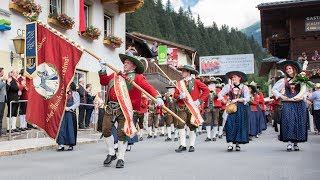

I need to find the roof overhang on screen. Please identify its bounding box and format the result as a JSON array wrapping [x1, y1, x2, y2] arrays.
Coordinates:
[[101, 0, 144, 13]]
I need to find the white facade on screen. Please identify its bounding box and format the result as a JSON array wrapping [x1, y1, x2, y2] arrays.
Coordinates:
[[0, 0, 127, 93]]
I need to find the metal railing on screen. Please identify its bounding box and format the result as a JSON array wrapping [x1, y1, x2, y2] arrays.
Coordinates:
[[6, 100, 100, 141]]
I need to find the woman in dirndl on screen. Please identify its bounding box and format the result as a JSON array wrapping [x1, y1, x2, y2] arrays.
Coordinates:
[[272, 61, 307, 151], [218, 71, 250, 151], [57, 82, 80, 151], [247, 82, 261, 139]]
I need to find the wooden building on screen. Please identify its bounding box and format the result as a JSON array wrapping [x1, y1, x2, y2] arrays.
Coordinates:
[[258, 0, 320, 60], [258, 0, 320, 93], [126, 32, 199, 94]]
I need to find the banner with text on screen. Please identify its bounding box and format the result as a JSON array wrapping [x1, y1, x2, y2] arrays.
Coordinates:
[[25, 22, 83, 139], [199, 54, 254, 76]]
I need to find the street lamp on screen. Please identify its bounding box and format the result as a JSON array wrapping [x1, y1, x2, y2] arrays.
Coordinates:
[[12, 35, 25, 54], [11, 34, 25, 68]]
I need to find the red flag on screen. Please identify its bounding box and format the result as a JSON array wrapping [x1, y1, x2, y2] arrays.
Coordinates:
[[26, 23, 83, 139], [79, 0, 86, 33]]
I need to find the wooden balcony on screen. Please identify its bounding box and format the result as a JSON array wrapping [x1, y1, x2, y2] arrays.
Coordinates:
[[144, 60, 182, 94], [101, 0, 144, 13]]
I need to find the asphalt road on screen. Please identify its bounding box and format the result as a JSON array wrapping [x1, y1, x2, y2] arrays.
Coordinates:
[[0, 126, 319, 180]]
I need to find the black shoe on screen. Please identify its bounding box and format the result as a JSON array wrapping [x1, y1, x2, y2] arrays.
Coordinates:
[[204, 137, 211, 142], [139, 137, 143, 141], [116, 159, 124, 168], [212, 137, 216, 141], [227, 145, 233, 151], [103, 154, 117, 166], [19, 128, 26, 131], [293, 145, 299, 151], [186, 135, 189, 139], [235, 145, 241, 151], [218, 135, 223, 139], [175, 145, 187, 153], [114, 148, 118, 152], [160, 134, 165, 137], [174, 137, 178, 141], [13, 129, 21, 132], [165, 137, 172, 141], [188, 146, 195, 152], [100, 134, 104, 139], [153, 135, 157, 138], [171, 132, 174, 134], [147, 135, 152, 139]]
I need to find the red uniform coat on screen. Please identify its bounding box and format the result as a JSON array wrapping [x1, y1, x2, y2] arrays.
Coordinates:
[[214, 88, 222, 108], [258, 92, 265, 111], [99, 72, 159, 111], [140, 96, 149, 113], [18, 76, 28, 100], [250, 94, 260, 112], [174, 78, 210, 107]]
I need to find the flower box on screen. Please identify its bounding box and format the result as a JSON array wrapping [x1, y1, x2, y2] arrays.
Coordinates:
[[103, 39, 120, 48], [103, 35, 122, 49], [80, 25, 101, 40], [9, 1, 42, 21], [47, 18, 73, 30], [9, 3, 28, 14]]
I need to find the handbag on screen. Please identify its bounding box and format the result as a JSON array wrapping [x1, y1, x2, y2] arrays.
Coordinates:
[[226, 103, 237, 114]]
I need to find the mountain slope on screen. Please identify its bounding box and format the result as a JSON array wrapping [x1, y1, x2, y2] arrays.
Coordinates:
[[241, 22, 262, 46]]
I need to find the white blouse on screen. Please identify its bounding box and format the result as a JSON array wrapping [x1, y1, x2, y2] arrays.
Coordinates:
[[217, 83, 250, 103]]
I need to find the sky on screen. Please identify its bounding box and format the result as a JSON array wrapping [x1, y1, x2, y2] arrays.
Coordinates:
[[162, 0, 285, 29]]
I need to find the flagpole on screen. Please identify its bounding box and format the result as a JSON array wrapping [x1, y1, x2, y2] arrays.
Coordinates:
[[84, 50, 185, 124], [35, 22, 185, 124], [150, 59, 179, 88]]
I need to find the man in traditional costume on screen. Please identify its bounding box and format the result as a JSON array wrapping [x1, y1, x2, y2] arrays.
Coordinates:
[[174, 65, 209, 152], [163, 86, 176, 141], [99, 54, 163, 168]]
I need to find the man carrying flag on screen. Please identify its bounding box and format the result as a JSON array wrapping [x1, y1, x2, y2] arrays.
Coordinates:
[[174, 65, 209, 153], [99, 54, 163, 168]]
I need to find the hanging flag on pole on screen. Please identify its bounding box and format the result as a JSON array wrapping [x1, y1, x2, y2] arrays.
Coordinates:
[[25, 22, 83, 139], [158, 45, 167, 65], [79, 0, 86, 33]]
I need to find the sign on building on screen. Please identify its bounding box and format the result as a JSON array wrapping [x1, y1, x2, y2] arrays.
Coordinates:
[[305, 16, 320, 32], [200, 54, 255, 76], [158, 45, 167, 65], [167, 48, 178, 67]]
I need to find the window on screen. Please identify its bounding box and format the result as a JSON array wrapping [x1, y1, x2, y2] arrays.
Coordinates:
[[104, 14, 112, 36], [84, 4, 90, 27], [49, 0, 62, 14], [101, 86, 107, 100], [73, 70, 87, 86]]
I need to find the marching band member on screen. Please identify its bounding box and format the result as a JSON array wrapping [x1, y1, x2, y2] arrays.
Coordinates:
[[99, 54, 163, 168], [174, 65, 209, 153]]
